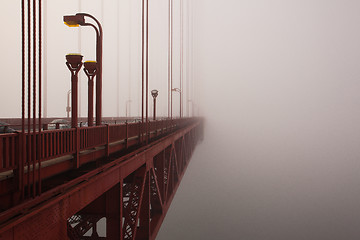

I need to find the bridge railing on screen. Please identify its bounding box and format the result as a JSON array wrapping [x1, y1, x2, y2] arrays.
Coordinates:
[[0, 133, 19, 173], [108, 124, 126, 142], [79, 126, 107, 150], [39, 128, 76, 160], [0, 117, 201, 212], [0, 118, 196, 176]]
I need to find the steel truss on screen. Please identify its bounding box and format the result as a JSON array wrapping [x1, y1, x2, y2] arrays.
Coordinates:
[[0, 120, 203, 239]]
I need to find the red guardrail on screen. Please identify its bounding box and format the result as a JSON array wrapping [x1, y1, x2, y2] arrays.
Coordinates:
[[79, 126, 107, 150], [40, 129, 76, 160], [0, 118, 198, 195], [0, 118, 201, 213], [109, 124, 126, 143], [0, 133, 19, 173]]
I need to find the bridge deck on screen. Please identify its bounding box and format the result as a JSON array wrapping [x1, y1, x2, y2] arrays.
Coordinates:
[[0, 117, 203, 239]]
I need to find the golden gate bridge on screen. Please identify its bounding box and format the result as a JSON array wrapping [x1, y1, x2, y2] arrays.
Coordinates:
[[0, 0, 203, 239]]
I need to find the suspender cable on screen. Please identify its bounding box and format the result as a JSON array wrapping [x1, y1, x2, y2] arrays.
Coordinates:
[[21, 0, 25, 199], [78, 0, 82, 117], [27, 0, 31, 196], [180, 0, 183, 118], [141, 0, 145, 142], [116, 0, 120, 117], [128, 1, 132, 118], [168, 0, 171, 118], [38, 0, 42, 195], [186, 0, 189, 117], [32, 0, 37, 197], [43, 0, 47, 118], [170, 0, 173, 120], [146, 0, 149, 143]]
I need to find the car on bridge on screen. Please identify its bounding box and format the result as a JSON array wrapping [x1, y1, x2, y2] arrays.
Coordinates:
[[0, 122, 17, 134], [47, 119, 71, 130]]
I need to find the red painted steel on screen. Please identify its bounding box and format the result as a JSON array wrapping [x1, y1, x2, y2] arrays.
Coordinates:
[[0, 118, 204, 239], [8, 1, 202, 238], [0, 118, 200, 205]]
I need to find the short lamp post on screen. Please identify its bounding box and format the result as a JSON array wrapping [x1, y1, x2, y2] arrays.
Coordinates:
[[151, 89, 159, 120], [83, 61, 97, 127], [66, 54, 83, 128], [64, 13, 103, 125]]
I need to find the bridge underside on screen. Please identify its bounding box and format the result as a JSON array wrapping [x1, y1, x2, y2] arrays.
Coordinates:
[[0, 121, 203, 240]]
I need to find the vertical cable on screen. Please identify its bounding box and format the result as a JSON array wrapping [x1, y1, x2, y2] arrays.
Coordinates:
[[191, 0, 195, 116], [27, 0, 31, 196], [141, 0, 145, 142], [146, 0, 149, 143], [43, 0, 47, 118], [78, 0, 82, 118], [116, 0, 120, 117], [21, 0, 25, 199], [38, 0, 42, 195], [168, 0, 171, 118], [170, 0, 173, 120], [32, 0, 37, 197], [128, 0, 132, 118], [180, 0, 183, 118], [186, 0, 190, 117]]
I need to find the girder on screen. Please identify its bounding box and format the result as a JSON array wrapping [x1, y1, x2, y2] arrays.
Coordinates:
[[0, 118, 203, 239]]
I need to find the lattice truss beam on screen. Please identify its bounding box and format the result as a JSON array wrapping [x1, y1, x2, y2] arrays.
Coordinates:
[[66, 127, 199, 240]]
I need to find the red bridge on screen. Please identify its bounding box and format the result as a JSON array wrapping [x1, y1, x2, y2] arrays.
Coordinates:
[[0, 0, 202, 239], [0, 117, 203, 239]]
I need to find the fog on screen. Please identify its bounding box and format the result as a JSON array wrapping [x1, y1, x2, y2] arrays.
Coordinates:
[[159, 0, 360, 239], [2, 0, 360, 239]]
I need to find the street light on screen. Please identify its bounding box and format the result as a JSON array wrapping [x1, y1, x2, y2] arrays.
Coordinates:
[[83, 61, 97, 127], [64, 13, 103, 126], [151, 89, 159, 120], [65, 54, 83, 128], [172, 88, 182, 118]]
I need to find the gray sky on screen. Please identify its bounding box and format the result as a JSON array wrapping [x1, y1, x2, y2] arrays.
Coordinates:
[[2, 0, 360, 239], [159, 0, 360, 239]]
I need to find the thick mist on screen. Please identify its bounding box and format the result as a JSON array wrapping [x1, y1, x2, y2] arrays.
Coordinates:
[[158, 0, 360, 239], [2, 0, 360, 239]]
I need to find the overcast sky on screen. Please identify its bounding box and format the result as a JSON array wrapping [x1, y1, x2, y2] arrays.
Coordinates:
[[2, 0, 360, 239], [159, 0, 360, 239]]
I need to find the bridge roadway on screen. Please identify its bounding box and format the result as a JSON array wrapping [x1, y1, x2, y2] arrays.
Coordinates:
[[0, 117, 204, 239]]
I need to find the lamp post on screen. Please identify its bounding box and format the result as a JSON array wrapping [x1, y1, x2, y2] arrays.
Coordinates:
[[151, 89, 159, 120], [65, 54, 83, 128], [172, 87, 182, 118], [64, 13, 103, 125], [83, 61, 97, 127], [66, 89, 71, 119]]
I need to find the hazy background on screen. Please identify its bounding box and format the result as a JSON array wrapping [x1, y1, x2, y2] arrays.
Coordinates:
[[159, 0, 360, 239], [2, 0, 360, 239]]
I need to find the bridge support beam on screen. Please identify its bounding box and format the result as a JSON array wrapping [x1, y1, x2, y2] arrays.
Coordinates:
[[0, 121, 203, 240], [106, 183, 122, 240]]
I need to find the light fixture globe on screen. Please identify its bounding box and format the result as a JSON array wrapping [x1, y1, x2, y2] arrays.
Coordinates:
[[63, 14, 85, 27], [151, 89, 158, 98], [84, 61, 97, 75], [66, 54, 83, 69]]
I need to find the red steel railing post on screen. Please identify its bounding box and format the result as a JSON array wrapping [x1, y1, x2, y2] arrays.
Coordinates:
[[139, 121, 142, 145], [125, 121, 129, 149], [106, 124, 110, 157], [74, 127, 80, 168]]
